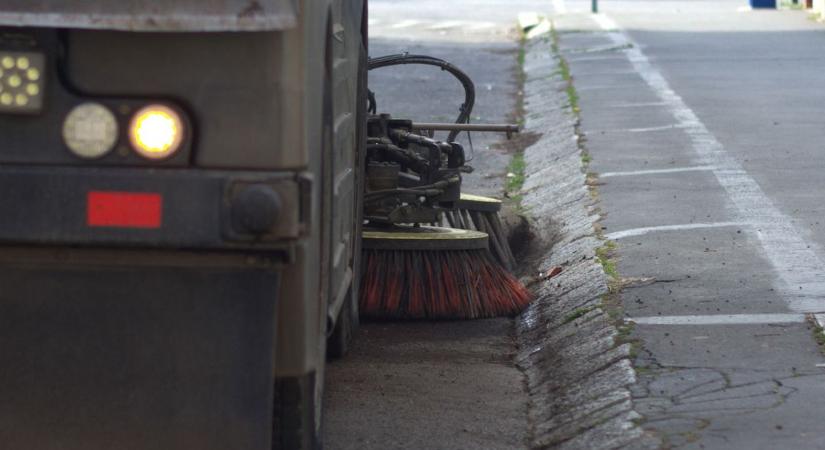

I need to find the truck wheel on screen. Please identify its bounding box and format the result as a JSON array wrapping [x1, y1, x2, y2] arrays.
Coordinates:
[[327, 36, 367, 360], [272, 373, 320, 450], [327, 289, 355, 359]]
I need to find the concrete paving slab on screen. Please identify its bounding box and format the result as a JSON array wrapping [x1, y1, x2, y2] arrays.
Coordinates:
[[632, 323, 821, 370], [596, 170, 734, 232], [584, 128, 701, 175], [578, 104, 681, 137], [616, 227, 788, 316]]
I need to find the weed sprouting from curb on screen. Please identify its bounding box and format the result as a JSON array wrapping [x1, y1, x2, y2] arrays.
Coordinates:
[[506, 153, 526, 193], [808, 316, 825, 352], [596, 240, 618, 281], [503, 30, 532, 213], [550, 25, 580, 114]]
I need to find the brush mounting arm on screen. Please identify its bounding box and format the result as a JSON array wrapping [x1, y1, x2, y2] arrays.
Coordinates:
[[364, 114, 469, 225], [410, 122, 521, 139]]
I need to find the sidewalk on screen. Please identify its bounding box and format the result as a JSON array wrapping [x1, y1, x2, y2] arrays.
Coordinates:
[[552, 2, 825, 447]]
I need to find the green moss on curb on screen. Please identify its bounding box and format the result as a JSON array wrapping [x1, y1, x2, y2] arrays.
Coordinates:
[[563, 305, 599, 324]]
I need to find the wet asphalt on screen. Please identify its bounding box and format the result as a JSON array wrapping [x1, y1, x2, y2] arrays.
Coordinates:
[[555, 1, 825, 448], [322, 2, 546, 449]]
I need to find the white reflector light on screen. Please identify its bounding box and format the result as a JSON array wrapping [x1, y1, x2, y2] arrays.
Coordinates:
[[0, 51, 45, 114], [129, 105, 184, 160], [62, 103, 119, 159]]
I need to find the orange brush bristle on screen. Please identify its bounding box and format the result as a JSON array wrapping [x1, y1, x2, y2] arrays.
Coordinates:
[[359, 246, 532, 320]]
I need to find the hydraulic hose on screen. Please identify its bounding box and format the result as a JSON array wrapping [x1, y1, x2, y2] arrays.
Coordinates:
[[368, 53, 475, 142]]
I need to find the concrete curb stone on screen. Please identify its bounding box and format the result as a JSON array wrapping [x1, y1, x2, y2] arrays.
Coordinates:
[[515, 36, 660, 450]]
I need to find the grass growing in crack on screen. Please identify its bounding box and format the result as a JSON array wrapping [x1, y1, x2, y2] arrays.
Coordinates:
[[808, 316, 825, 352], [504, 30, 530, 213], [506, 153, 526, 193], [550, 25, 580, 113], [596, 240, 618, 281]]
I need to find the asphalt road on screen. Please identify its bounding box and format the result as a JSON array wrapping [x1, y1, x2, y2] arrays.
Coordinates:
[[322, 2, 545, 448], [554, 1, 825, 448]]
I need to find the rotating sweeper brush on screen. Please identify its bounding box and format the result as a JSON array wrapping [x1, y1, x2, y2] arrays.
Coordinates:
[[360, 54, 531, 320], [361, 226, 530, 319], [444, 193, 517, 272]]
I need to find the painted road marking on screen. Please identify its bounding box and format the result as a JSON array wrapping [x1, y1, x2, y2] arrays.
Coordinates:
[[391, 20, 420, 29], [599, 166, 719, 178], [429, 21, 464, 30], [593, 13, 825, 313], [606, 222, 743, 240], [577, 84, 647, 92], [565, 55, 628, 63], [469, 22, 497, 30], [607, 101, 669, 108], [576, 70, 640, 77], [630, 314, 805, 325], [625, 124, 680, 133], [552, 0, 568, 14]]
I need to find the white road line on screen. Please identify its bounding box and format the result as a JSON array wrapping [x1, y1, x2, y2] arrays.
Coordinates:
[[593, 13, 825, 313], [607, 101, 669, 108], [599, 166, 719, 178], [552, 0, 568, 14], [390, 20, 420, 29], [565, 55, 628, 63], [629, 314, 806, 325], [598, 124, 680, 133], [625, 124, 679, 133], [606, 222, 743, 240], [429, 20, 464, 30], [576, 70, 640, 77], [577, 84, 645, 92], [469, 22, 497, 30]]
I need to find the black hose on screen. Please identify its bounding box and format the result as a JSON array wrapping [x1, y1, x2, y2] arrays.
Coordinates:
[[368, 53, 475, 142]]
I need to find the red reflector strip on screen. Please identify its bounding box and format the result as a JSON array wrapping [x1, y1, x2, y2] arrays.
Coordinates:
[[87, 191, 162, 229]]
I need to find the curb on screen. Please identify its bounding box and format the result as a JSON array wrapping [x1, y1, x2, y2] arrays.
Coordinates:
[[515, 33, 659, 450]]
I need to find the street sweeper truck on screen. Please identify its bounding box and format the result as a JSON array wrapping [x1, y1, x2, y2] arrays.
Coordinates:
[[0, 0, 530, 448], [0, 1, 367, 448]]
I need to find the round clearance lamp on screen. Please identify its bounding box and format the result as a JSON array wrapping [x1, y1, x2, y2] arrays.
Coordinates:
[[62, 103, 119, 159], [128, 105, 184, 160]]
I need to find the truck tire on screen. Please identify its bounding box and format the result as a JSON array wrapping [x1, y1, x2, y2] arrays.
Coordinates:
[[272, 373, 320, 450], [327, 31, 367, 360]]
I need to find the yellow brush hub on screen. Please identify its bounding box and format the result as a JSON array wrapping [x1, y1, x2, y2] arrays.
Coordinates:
[[455, 193, 502, 213], [362, 225, 488, 251]]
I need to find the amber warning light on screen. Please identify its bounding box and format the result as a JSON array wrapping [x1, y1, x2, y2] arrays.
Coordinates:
[[87, 191, 162, 229], [129, 105, 184, 160]]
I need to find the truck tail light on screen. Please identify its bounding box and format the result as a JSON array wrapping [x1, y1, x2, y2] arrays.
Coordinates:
[[128, 104, 184, 160]]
